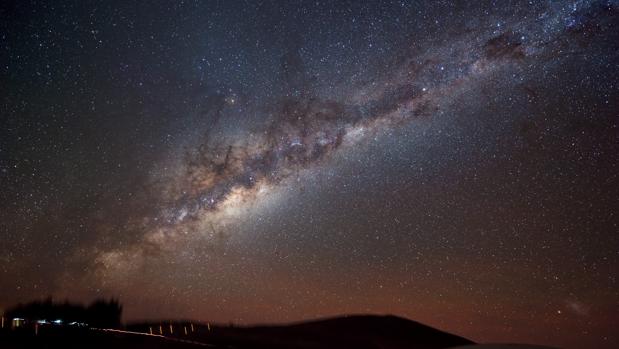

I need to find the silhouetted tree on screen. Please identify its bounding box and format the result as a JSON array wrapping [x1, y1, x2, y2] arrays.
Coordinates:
[[86, 298, 122, 328]]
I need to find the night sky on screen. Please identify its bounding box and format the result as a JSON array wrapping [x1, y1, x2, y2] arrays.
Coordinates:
[[1, 1, 618, 348]]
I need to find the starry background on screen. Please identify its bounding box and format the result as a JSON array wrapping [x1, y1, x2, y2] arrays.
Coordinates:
[[1, 1, 618, 348]]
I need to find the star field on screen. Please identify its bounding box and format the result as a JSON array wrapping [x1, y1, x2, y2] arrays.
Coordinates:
[[1, 1, 618, 348]]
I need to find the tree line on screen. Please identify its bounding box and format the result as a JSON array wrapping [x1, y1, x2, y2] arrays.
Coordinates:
[[4, 297, 122, 328]]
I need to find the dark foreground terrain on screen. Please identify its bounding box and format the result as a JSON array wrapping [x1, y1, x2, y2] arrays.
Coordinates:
[[2, 314, 473, 349], [1, 315, 556, 349], [0, 326, 208, 349], [131, 315, 475, 349]]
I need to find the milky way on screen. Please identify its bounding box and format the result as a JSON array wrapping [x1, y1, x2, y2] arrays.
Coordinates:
[[95, 0, 615, 277], [1, 1, 618, 348]]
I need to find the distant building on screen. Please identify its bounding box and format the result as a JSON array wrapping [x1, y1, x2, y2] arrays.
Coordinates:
[[12, 318, 25, 328]]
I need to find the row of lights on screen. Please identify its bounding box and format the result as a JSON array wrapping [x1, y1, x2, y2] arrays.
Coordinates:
[[2, 315, 212, 338], [149, 322, 211, 336]]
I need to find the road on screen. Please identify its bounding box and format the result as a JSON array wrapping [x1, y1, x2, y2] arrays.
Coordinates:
[[94, 328, 228, 348]]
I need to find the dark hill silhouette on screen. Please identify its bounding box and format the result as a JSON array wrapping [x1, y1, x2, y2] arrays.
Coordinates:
[[130, 314, 475, 349], [451, 344, 558, 349], [238, 314, 474, 348]]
